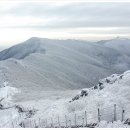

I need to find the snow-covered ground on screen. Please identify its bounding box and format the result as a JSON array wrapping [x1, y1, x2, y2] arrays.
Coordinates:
[[1, 37, 130, 99], [97, 120, 130, 128], [0, 71, 130, 128], [0, 81, 19, 127], [3, 70, 129, 128], [0, 38, 130, 128]]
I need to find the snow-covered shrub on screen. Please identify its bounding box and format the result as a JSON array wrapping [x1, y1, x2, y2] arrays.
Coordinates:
[[0, 81, 19, 100], [67, 100, 85, 113], [0, 81, 20, 109]]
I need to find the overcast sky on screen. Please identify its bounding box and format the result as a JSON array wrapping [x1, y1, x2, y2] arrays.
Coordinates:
[[0, 0, 130, 46]]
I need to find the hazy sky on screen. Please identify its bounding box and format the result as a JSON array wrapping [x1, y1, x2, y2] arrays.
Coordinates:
[[0, 0, 130, 46]]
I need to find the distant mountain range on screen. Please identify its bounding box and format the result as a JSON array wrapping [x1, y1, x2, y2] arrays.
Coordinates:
[[0, 37, 130, 97]]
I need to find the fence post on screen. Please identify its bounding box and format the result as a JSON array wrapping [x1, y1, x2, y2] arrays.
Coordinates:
[[85, 111, 87, 126], [38, 118, 41, 128], [14, 119, 17, 126], [29, 119, 32, 128], [82, 118, 84, 127], [34, 119, 37, 128], [58, 116, 60, 127], [114, 104, 117, 121], [122, 110, 125, 122], [98, 108, 101, 122], [65, 115, 67, 127], [12, 122, 14, 128], [69, 120, 71, 127], [75, 113, 77, 127], [51, 117, 53, 127], [22, 122, 25, 128], [45, 119, 48, 128]]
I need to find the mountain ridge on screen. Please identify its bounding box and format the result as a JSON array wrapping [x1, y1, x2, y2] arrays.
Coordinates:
[[0, 37, 130, 101]]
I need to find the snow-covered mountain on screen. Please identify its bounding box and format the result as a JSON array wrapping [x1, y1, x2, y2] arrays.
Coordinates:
[[0, 37, 130, 102], [0, 37, 46, 60]]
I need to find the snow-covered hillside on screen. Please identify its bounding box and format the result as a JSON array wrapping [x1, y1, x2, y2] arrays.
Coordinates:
[[0, 70, 130, 127], [0, 37, 130, 102], [67, 70, 130, 124], [14, 70, 130, 128]]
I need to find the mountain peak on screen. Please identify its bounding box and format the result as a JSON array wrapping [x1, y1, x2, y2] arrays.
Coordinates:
[[27, 37, 41, 41], [0, 37, 46, 60], [112, 37, 130, 41]]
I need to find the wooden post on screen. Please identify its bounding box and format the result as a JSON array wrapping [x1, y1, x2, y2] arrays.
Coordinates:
[[114, 104, 117, 121], [29, 120, 32, 128], [34, 119, 37, 128], [69, 120, 71, 127], [75, 113, 77, 127], [38, 118, 41, 128], [122, 110, 125, 122], [98, 108, 101, 122], [51, 117, 53, 127], [85, 111, 87, 126], [45, 119, 48, 128], [65, 115, 67, 127], [58, 116, 60, 127], [82, 118, 84, 127], [22, 122, 25, 128], [15, 119, 17, 126], [12, 122, 14, 128]]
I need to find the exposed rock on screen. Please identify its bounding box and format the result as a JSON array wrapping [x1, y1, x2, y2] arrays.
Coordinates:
[[72, 95, 79, 101], [94, 85, 98, 89], [80, 90, 88, 97], [124, 118, 130, 125]]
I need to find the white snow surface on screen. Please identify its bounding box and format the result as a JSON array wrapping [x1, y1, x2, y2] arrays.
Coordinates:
[[0, 81, 19, 101], [0, 38, 130, 127], [0, 70, 130, 128], [0, 37, 130, 102], [0, 82, 20, 127], [15, 70, 130, 127], [97, 120, 130, 128]]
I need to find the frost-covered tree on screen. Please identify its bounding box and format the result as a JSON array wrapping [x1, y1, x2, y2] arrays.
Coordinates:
[[0, 81, 20, 127], [0, 81, 19, 109]]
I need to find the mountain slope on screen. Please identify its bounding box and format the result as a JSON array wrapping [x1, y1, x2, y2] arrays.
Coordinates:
[[0, 37, 130, 101], [0, 37, 46, 60], [16, 70, 130, 128], [67, 70, 130, 123]]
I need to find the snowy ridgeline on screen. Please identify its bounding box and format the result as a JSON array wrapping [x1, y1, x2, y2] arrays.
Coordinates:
[[70, 70, 130, 102], [0, 70, 130, 128], [1, 37, 130, 92]]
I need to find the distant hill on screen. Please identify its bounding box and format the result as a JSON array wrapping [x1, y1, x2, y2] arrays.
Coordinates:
[[0, 37, 130, 101]]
